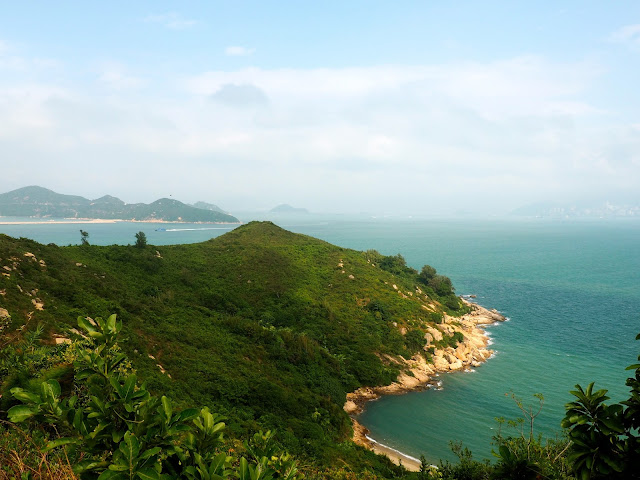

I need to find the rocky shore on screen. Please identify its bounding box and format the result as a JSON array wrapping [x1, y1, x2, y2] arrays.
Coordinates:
[[344, 299, 506, 470]]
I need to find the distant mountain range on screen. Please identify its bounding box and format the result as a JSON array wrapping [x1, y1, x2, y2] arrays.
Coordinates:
[[0, 186, 239, 223], [511, 201, 640, 218]]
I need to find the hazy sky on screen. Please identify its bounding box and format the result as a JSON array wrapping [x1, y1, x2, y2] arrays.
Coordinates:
[[1, 1, 639, 215]]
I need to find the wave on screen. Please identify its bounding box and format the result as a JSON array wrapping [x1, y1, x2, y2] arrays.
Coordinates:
[[364, 435, 423, 465], [164, 227, 236, 232]]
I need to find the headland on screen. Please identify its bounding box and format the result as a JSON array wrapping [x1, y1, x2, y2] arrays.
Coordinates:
[[344, 300, 506, 471]]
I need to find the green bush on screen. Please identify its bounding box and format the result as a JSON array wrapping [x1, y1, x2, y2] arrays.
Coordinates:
[[562, 333, 640, 479], [7, 314, 302, 480]]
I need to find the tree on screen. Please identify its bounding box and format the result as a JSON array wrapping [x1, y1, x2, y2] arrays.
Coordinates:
[[418, 265, 437, 285], [135, 231, 147, 248], [429, 275, 454, 296], [79, 229, 89, 246]]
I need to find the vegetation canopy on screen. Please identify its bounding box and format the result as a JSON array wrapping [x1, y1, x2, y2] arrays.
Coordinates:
[[0, 221, 464, 478], [2, 221, 636, 479]]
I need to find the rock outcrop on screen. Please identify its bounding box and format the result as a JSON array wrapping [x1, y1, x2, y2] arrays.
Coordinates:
[[345, 299, 506, 464]]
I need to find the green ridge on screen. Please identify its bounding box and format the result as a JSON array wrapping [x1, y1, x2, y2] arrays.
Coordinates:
[[0, 221, 464, 475], [0, 185, 239, 223]]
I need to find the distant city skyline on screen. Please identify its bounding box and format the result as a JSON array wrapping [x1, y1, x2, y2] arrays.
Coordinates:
[[1, 1, 639, 215]]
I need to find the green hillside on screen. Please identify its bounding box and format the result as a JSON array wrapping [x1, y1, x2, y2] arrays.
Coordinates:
[[0, 221, 466, 477], [0, 186, 240, 223]]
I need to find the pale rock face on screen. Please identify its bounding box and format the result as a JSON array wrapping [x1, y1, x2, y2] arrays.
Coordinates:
[[449, 359, 463, 370], [344, 400, 358, 414], [427, 327, 443, 341], [345, 298, 506, 460], [455, 347, 469, 361], [433, 354, 450, 370]]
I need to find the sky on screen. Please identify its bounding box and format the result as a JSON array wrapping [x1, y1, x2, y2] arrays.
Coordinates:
[[1, 1, 639, 215]]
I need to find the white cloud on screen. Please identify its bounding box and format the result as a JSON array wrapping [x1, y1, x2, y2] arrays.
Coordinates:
[[608, 24, 640, 45], [144, 12, 197, 30], [97, 63, 146, 90], [0, 39, 61, 72], [225, 46, 256, 57], [2, 56, 637, 214]]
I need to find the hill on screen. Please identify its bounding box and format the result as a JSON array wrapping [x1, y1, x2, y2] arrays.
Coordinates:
[[0, 221, 471, 476], [270, 204, 309, 214], [0, 186, 240, 223], [192, 200, 229, 214]]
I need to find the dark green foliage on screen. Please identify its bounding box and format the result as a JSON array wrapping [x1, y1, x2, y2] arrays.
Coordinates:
[[404, 329, 427, 355], [0, 222, 467, 478], [135, 231, 147, 249], [417, 265, 437, 285], [443, 294, 462, 311], [6, 315, 302, 480], [561, 332, 640, 479], [492, 393, 572, 480], [377, 254, 418, 277], [434, 332, 464, 350], [427, 312, 444, 324], [428, 275, 453, 297], [436, 442, 491, 480]]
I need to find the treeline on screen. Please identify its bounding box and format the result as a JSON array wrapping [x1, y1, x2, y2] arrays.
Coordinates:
[[365, 250, 461, 311]]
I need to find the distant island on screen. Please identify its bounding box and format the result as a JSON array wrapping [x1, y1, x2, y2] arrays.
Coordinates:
[[191, 201, 229, 215], [0, 186, 240, 223], [270, 203, 309, 214]]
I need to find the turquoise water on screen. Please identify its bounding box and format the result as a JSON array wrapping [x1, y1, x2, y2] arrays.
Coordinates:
[[2, 216, 639, 463]]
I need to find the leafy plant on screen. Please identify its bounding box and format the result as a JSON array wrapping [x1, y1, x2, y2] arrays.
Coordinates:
[[562, 333, 640, 480], [7, 314, 302, 480], [135, 232, 147, 249]]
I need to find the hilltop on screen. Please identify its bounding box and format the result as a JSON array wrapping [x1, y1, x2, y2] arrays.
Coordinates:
[[0, 221, 488, 476], [0, 186, 240, 223]]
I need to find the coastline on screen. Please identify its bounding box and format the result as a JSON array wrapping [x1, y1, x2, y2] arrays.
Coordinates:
[[345, 299, 506, 471], [0, 218, 242, 225]]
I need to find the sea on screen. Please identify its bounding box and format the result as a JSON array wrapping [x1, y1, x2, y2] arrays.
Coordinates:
[[1, 215, 639, 464]]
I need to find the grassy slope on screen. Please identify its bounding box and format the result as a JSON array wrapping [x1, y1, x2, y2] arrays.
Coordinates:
[[0, 221, 459, 472]]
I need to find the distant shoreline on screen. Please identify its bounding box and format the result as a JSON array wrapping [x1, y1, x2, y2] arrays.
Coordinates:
[[0, 218, 242, 225]]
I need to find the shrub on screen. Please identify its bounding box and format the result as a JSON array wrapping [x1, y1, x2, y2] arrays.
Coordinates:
[[134, 231, 147, 249], [6, 314, 303, 480]]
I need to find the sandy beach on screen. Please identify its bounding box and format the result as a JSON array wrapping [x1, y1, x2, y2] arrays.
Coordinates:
[[351, 417, 422, 471], [0, 218, 242, 225], [0, 218, 123, 225], [345, 299, 505, 471]]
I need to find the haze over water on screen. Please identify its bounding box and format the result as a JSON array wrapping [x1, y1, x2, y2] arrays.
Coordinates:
[[1, 216, 638, 464]]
